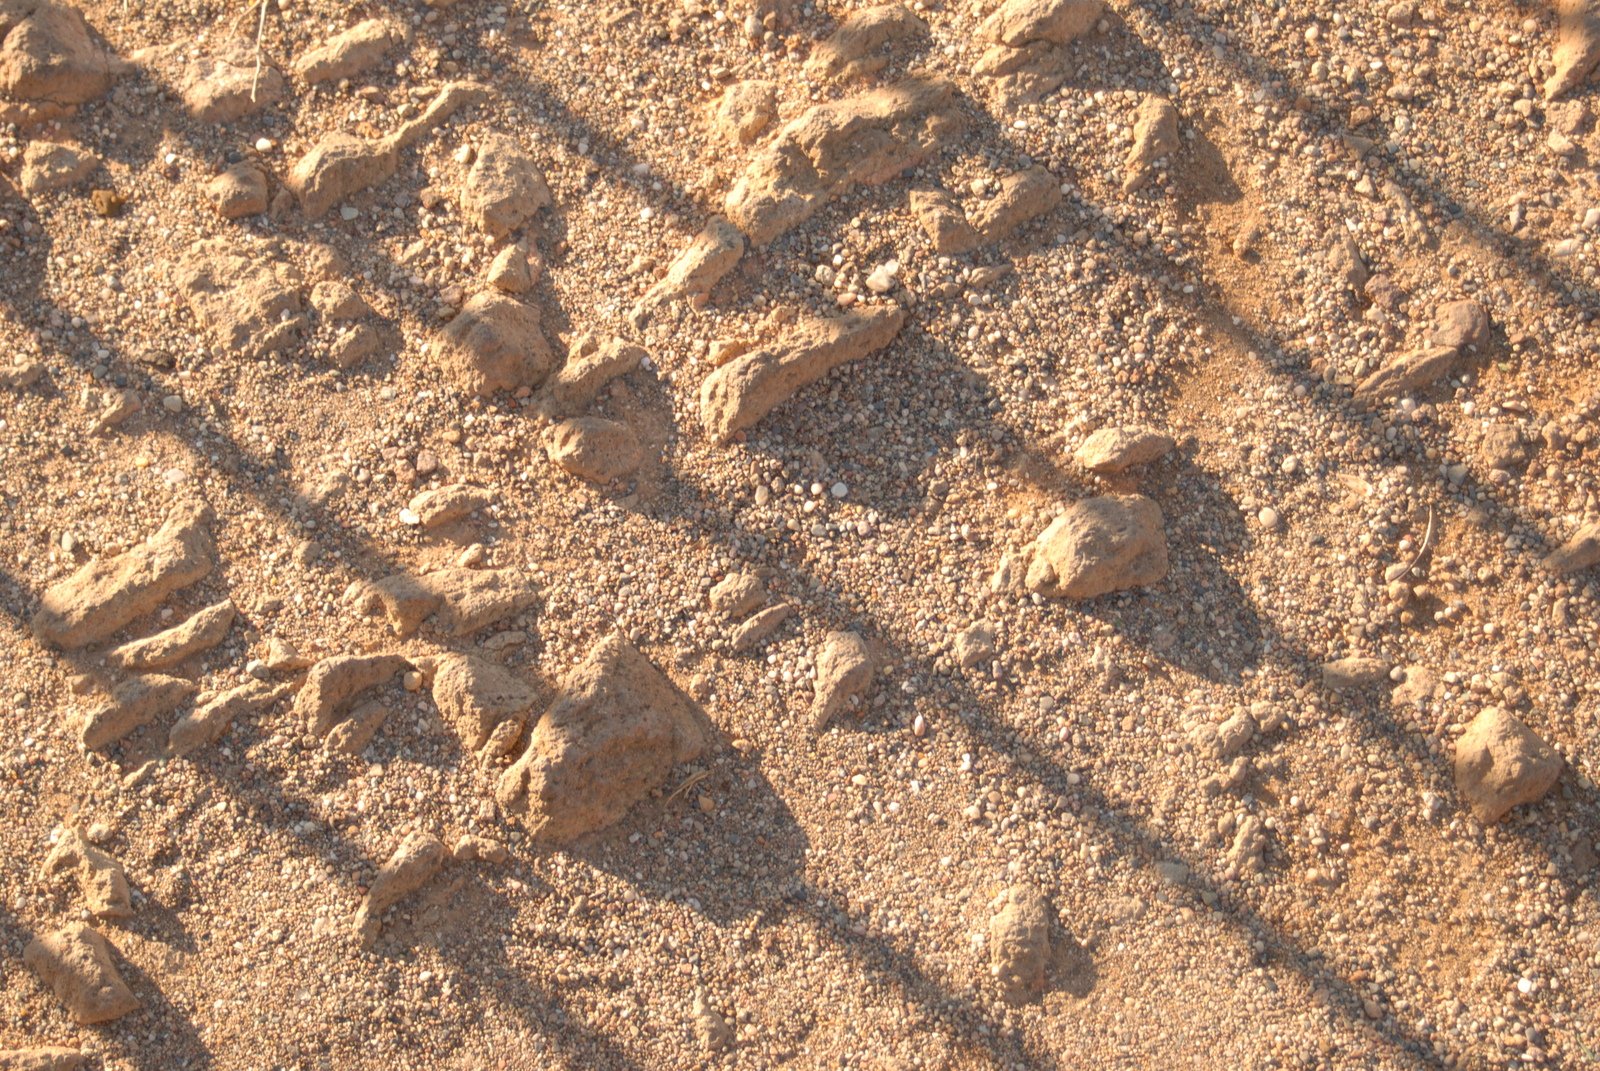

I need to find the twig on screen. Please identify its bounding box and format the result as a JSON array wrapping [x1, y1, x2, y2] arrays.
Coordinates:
[[1395, 505, 1435, 582], [250, 0, 269, 103], [665, 769, 711, 803]]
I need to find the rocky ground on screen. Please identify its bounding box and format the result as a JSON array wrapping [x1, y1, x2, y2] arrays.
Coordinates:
[[2, 0, 1599, 1068]]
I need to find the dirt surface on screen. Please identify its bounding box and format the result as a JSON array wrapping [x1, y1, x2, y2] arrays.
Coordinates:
[[2, 0, 1599, 1068]]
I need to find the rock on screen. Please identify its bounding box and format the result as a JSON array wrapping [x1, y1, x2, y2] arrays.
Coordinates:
[[967, 165, 1060, 241], [700, 306, 906, 444], [292, 17, 405, 85], [80, 674, 195, 750], [546, 417, 643, 484], [0, 1049, 87, 1071], [724, 74, 962, 246], [1213, 709, 1257, 759], [497, 634, 710, 840], [177, 238, 309, 358], [40, 829, 131, 918], [309, 280, 370, 321], [287, 81, 486, 217], [450, 834, 507, 863], [461, 132, 552, 238], [406, 483, 493, 529], [293, 654, 407, 738], [908, 188, 978, 254], [1321, 656, 1389, 692], [810, 630, 873, 733], [354, 831, 447, 947], [713, 79, 777, 144], [1327, 233, 1368, 291], [437, 291, 555, 396], [691, 993, 735, 1053], [23, 924, 139, 1025], [422, 652, 537, 753], [1453, 707, 1563, 824], [176, 47, 285, 122], [990, 883, 1051, 1005], [1024, 495, 1169, 599], [729, 603, 791, 652], [1542, 520, 1600, 574], [324, 698, 390, 754], [1478, 424, 1525, 471], [205, 163, 269, 219], [264, 637, 311, 671], [1391, 666, 1441, 708], [953, 621, 996, 668], [0, 358, 45, 389], [540, 335, 645, 417], [0, 1, 119, 107], [1072, 425, 1174, 474], [19, 140, 95, 195], [169, 680, 289, 757], [1352, 344, 1460, 403], [1124, 94, 1179, 193], [804, 4, 926, 82], [709, 572, 765, 620], [1546, 0, 1600, 99], [106, 599, 234, 671], [352, 567, 537, 638], [33, 504, 215, 648], [87, 388, 139, 436], [980, 0, 1102, 47], [487, 242, 537, 293], [1225, 815, 1266, 878], [1428, 299, 1490, 352], [633, 217, 745, 321], [329, 322, 383, 369]]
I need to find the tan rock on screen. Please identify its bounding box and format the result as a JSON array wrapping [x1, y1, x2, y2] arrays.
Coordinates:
[[487, 242, 537, 293], [0, 1, 119, 106], [177, 47, 285, 122], [169, 680, 289, 757], [177, 238, 309, 358], [1546, 0, 1600, 99], [1428, 298, 1490, 352], [540, 335, 645, 417], [406, 483, 493, 529], [1073, 425, 1174, 474], [634, 216, 744, 322], [979, 0, 1102, 47], [324, 698, 390, 754], [309, 280, 370, 321], [990, 883, 1052, 1005], [810, 630, 872, 733], [1542, 520, 1600, 575], [546, 417, 643, 483], [1024, 495, 1168, 599], [729, 602, 791, 652], [804, 4, 926, 82], [437, 291, 555, 396], [23, 924, 139, 1025], [80, 674, 194, 750], [293, 654, 407, 737], [19, 141, 96, 195], [0, 1048, 87, 1071], [1322, 656, 1389, 692], [422, 652, 537, 752], [713, 79, 777, 144], [293, 17, 406, 85], [1353, 344, 1460, 403], [205, 163, 269, 219], [1124, 94, 1179, 193], [1453, 707, 1563, 824], [354, 831, 446, 946], [353, 567, 537, 638], [908, 188, 978, 254], [967, 165, 1060, 241], [461, 132, 552, 239], [107, 599, 234, 671], [709, 572, 765, 620], [40, 829, 131, 918]]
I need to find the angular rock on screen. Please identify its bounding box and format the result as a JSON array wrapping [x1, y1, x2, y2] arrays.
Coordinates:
[[953, 621, 996, 669], [23, 924, 139, 1025], [33, 504, 215, 648], [353, 567, 537, 638], [1353, 344, 1460, 402], [973, 39, 1072, 105], [1542, 520, 1600, 574], [810, 630, 872, 733], [909, 188, 978, 254], [354, 831, 446, 947], [80, 674, 194, 750], [546, 417, 643, 484], [967, 165, 1060, 241], [324, 698, 390, 755], [205, 163, 269, 219], [0, 358, 45, 389], [713, 79, 777, 144], [497, 634, 709, 841], [1327, 233, 1367, 292], [422, 652, 537, 752], [804, 4, 926, 82], [0, 1, 118, 107], [540, 335, 645, 417], [709, 572, 765, 620], [634, 216, 745, 321], [1124, 94, 1179, 193], [1546, 0, 1600, 99], [406, 483, 493, 529], [1428, 299, 1490, 352], [19, 140, 95, 195], [293, 654, 407, 737], [1321, 656, 1389, 692], [0, 1049, 87, 1071], [169, 680, 289, 757], [309, 280, 369, 321], [730, 602, 790, 652], [462, 133, 551, 239], [980, 0, 1102, 47], [1073, 425, 1174, 474], [40, 829, 131, 918], [293, 17, 406, 85], [990, 882, 1051, 1005], [329, 322, 382, 368], [487, 242, 536, 293], [177, 238, 308, 358], [724, 74, 963, 246], [700, 306, 905, 443], [1024, 495, 1168, 599], [437, 291, 554, 396], [107, 599, 234, 672], [1454, 707, 1563, 824], [175, 46, 285, 122]]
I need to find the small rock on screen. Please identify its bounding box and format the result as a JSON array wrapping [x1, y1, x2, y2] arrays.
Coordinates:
[[990, 882, 1051, 1005], [205, 163, 268, 219], [1072, 425, 1174, 474], [19, 141, 97, 196], [1453, 707, 1563, 824], [354, 831, 446, 947], [709, 572, 766, 620], [23, 923, 139, 1025], [810, 630, 873, 733], [1321, 656, 1390, 692], [545, 417, 643, 483], [1024, 495, 1169, 599]]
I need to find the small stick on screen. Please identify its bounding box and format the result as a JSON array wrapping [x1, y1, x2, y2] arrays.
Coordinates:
[[250, 0, 269, 102], [665, 769, 711, 803], [1395, 505, 1435, 582]]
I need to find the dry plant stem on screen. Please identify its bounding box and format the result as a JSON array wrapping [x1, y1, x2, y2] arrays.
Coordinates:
[[250, 0, 269, 103]]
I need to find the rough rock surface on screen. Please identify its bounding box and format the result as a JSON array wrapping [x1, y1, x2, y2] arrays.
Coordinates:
[[33, 505, 215, 648], [972, 0, 1102, 104], [1024, 495, 1169, 599], [546, 417, 643, 483], [1546, 0, 1600, 99], [634, 216, 745, 319], [724, 74, 962, 246], [967, 165, 1061, 241], [292, 17, 405, 85], [294, 654, 407, 738], [169, 680, 289, 757], [1321, 656, 1389, 692], [80, 674, 195, 750], [177, 239, 309, 358], [909, 188, 979, 254], [709, 572, 766, 620], [700, 306, 906, 443], [406, 483, 493, 529], [990, 883, 1051, 1005], [496, 634, 709, 841], [106, 599, 234, 671], [1542, 520, 1600, 574], [810, 630, 873, 732], [23, 924, 139, 1025], [1355, 300, 1490, 402], [40, 829, 131, 918], [353, 567, 537, 637], [804, 4, 926, 82], [354, 831, 446, 947], [713, 79, 777, 144], [461, 132, 552, 238], [1124, 95, 1180, 193], [436, 291, 554, 396], [0, 1049, 86, 1071], [1453, 707, 1563, 824], [1073, 425, 1174, 474], [423, 652, 537, 752], [205, 163, 269, 219], [0, 0, 118, 108], [19, 140, 95, 195], [174, 46, 285, 122], [540, 335, 644, 417]]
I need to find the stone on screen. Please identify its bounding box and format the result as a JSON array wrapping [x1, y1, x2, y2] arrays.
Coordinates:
[[487, 242, 536, 293], [546, 417, 643, 483], [908, 188, 978, 254], [324, 698, 390, 755], [1124, 94, 1179, 193], [1453, 707, 1563, 824], [168, 680, 289, 757], [40, 829, 131, 918], [1327, 233, 1367, 291], [691, 993, 735, 1053], [1353, 345, 1460, 403], [1024, 495, 1169, 599], [1428, 299, 1490, 352], [709, 572, 765, 620], [497, 633, 710, 841], [803, 4, 926, 82], [354, 831, 446, 947], [437, 291, 554, 396], [540, 335, 645, 417], [953, 622, 996, 668], [177, 238, 309, 358], [421, 652, 537, 753], [713, 79, 777, 144], [352, 567, 537, 638], [1546, 0, 1600, 99], [205, 163, 269, 219], [292, 17, 406, 85], [174, 45, 285, 122], [80, 674, 195, 750], [0, 1, 119, 107], [980, 0, 1102, 47], [633, 216, 744, 321], [700, 306, 906, 444], [1073, 425, 1174, 474], [406, 483, 493, 529], [810, 630, 873, 733], [724, 74, 962, 246], [967, 165, 1060, 241], [33, 504, 215, 648], [329, 323, 382, 368], [18, 140, 95, 195], [1542, 520, 1600, 575], [461, 132, 552, 239], [1479, 424, 1525, 471], [293, 654, 407, 738], [23, 924, 139, 1025], [0, 1049, 87, 1071], [106, 599, 234, 671], [729, 603, 791, 652], [309, 280, 370, 321], [990, 882, 1051, 1005], [0, 358, 45, 389], [1321, 656, 1390, 692]]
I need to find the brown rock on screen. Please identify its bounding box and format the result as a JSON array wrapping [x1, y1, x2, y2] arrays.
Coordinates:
[[990, 883, 1052, 1005], [293, 654, 407, 737], [1124, 94, 1179, 193], [979, 0, 1102, 47], [709, 572, 765, 620], [1542, 520, 1600, 575], [437, 291, 554, 396], [353, 567, 537, 638], [968, 165, 1060, 241], [23, 923, 139, 1025], [40, 829, 131, 918], [0, 1, 118, 106], [1024, 495, 1168, 599], [80, 674, 195, 750], [354, 831, 446, 946], [908, 188, 978, 254], [461, 132, 552, 239], [324, 698, 390, 755], [406, 482, 493, 529], [633, 216, 744, 321], [309, 280, 370, 321], [804, 4, 926, 82], [168, 680, 290, 757], [1428, 299, 1490, 352], [422, 652, 537, 752], [1072, 425, 1174, 474], [540, 335, 645, 417], [1453, 707, 1563, 824], [487, 242, 537, 293], [810, 630, 873, 733], [713, 79, 777, 144], [0, 1048, 87, 1071], [1546, 0, 1600, 99], [107, 599, 234, 672], [205, 163, 269, 219], [293, 17, 405, 85], [174, 46, 285, 122], [177, 238, 309, 358], [729, 602, 791, 652], [1321, 656, 1389, 692], [546, 417, 643, 483], [19, 140, 95, 195], [1353, 344, 1460, 403]]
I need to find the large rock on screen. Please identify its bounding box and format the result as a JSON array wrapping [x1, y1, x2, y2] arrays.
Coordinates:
[[1546, 0, 1600, 99], [436, 291, 554, 396], [294, 654, 407, 738], [0, 1049, 87, 1071], [33, 504, 215, 648], [1453, 707, 1562, 824], [1025, 495, 1168, 599], [990, 883, 1052, 1005], [496, 634, 709, 841], [725, 74, 962, 246], [700, 306, 905, 443], [352, 567, 537, 638], [972, 0, 1102, 105], [0, 0, 119, 107], [23, 924, 139, 1025], [1353, 344, 1460, 403], [18, 140, 95, 195], [966, 165, 1060, 241], [540, 335, 645, 418], [713, 79, 777, 144], [79, 674, 195, 750], [174, 45, 285, 122], [461, 132, 551, 239], [205, 162, 270, 219], [176, 238, 309, 359], [169, 680, 289, 757]]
